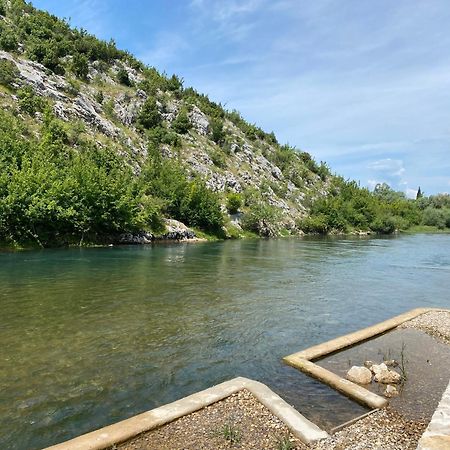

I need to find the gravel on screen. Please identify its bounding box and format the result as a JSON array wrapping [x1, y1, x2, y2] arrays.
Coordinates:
[[115, 389, 304, 450], [310, 408, 427, 450], [399, 310, 450, 345]]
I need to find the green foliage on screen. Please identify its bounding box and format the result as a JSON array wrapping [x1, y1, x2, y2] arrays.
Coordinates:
[[226, 193, 243, 214], [0, 59, 18, 88], [217, 423, 241, 444], [0, 109, 163, 245], [300, 179, 423, 234], [116, 66, 132, 86], [94, 90, 104, 104], [209, 148, 227, 168], [422, 207, 450, 229], [210, 117, 225, 144], [17, 86, 46, 114], [172, 108, 191, 134], [0, 23, 18, 51], [140, 150, 223, 233], [71, 53, 89, 79], [241, 200, 282, 237], [297, 214, 329, 234], [137, 97, 161, 130]]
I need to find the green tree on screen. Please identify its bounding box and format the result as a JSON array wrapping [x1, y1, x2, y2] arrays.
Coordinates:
[[172, 108, 191, 134], [137, 98, 161, 130]]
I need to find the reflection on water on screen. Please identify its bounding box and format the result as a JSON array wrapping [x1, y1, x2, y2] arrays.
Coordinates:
[[1, 235, 450, 449]]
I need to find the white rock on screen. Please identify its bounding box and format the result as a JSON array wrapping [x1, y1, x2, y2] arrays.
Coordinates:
[[346, 366, 373, 384], [384, 384, 399, 398], [374, 368, 402, 384], [370, 363, 388, 375]]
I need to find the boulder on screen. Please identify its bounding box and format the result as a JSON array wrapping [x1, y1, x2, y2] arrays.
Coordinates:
[[346, 366, 372, 384], [364, 360, 375, 369]]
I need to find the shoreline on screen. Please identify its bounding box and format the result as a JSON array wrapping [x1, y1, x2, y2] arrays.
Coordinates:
[[1, 226, 449, 252]]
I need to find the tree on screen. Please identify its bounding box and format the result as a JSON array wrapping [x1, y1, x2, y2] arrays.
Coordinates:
[[416, 186, 423, 199], [137, 98, 161, 130], [172, 108, 191, 134]]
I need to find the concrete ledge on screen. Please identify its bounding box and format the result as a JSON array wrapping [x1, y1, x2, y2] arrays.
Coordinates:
[[283, 308, 441, 410], [417, 380, 450, 450], [46, 377, 328, 450]]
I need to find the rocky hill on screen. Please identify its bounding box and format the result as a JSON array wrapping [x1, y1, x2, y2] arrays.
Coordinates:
[[1, 0, 436, 246]]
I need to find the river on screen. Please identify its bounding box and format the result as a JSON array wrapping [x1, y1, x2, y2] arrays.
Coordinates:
[[1, 234, 449, 449]]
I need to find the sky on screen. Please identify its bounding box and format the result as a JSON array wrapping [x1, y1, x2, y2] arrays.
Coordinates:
[[33, 0, 450, 197]]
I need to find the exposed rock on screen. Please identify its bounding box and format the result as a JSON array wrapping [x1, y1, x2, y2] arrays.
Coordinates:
[[346, 366, 373, 384], [384, 384, 399, 398], [118, 231, 153, 244], [188, 105, 209, 135], [364, 360, 375, 369], [157, 219, 196, 241]]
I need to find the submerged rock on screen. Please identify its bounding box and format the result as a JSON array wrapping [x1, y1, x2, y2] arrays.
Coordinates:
[[346, 366, 372, 384]]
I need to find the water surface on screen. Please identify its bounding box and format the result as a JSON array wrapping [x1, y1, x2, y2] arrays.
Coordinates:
[[1, 235, 450, 449]]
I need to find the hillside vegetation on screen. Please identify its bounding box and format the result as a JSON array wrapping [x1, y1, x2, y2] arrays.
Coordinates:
[[0, 0, 448, 247]]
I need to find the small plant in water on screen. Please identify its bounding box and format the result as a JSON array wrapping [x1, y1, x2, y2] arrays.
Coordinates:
[[274, 434, 294, 450], [399, 341, 408, 385], [218, 422, 241, 445]]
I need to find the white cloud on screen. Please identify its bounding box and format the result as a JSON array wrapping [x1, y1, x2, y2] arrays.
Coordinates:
[[406, 188, 418, 199], [368, 159, 406, 177]]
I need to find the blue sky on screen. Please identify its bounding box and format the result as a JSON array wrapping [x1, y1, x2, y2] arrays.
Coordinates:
[[34, 0, 450, 196]]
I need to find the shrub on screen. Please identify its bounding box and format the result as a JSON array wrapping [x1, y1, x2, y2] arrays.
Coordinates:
[[117, 67, 132, 86], [241, 201, 281, 237], [226, 193, 242, 214], [137, 98, 161, 130], [172, 108, 191, 134], [71, 53, 89, 79], [210, 117, 225, 144], [0, 59, 18, 88], [370, 216, 396, 234], [297, 215, 329, 234], [17, 86, 46, 114]]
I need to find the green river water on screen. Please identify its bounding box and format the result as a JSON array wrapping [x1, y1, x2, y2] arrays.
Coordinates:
[[1, 234, 450, 449]]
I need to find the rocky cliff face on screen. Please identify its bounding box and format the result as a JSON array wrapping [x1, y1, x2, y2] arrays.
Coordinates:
[[0, 3, 332, 238]]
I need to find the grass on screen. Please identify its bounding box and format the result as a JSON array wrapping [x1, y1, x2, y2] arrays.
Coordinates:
[[217, 422, 241, 445], [274, 434, 294, 450], [402, 225, 450, 234]]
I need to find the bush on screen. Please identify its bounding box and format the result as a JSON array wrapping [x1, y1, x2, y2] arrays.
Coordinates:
[[226, 193, 242, 214], [17, 86, 46, 114], [241, 201, 281, 237], [71, 53, 89, 79], [137, 98, 161, 129], [0, 59, 18, 88], [370, 216, 396, 234], [422, 207, 449, 229], [210, 117, 225, 144], [297, 215, 328, 234], [172, 108, 191, 134], [117, 67, 132, 86]]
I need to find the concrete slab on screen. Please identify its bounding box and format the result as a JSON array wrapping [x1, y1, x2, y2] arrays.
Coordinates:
[[417, 380, 450, 450], [283, 308, 446, 410], [46, 377, 328, 450]]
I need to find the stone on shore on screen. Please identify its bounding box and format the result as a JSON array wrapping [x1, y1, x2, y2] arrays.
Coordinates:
[[346, 366, 373, 384]]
